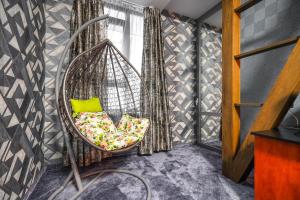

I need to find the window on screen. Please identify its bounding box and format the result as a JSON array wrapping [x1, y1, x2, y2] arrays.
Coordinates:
[[104, 4, 144, 73]]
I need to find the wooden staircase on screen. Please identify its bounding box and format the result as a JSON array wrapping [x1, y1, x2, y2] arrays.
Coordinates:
[[222, 0, 300, 182]]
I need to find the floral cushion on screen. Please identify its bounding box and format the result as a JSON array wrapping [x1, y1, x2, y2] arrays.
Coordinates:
[[74, 112, 149, 151], [117, 114, 150, 139], [74, 112, 117, 149]]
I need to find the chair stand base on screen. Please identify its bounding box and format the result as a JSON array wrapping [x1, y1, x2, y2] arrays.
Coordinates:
[[48, 169, 151, 200]]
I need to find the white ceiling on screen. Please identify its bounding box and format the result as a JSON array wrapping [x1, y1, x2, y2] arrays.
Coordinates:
[[165, 0, 220, 19], [126, 0, 222, 27], [125, 0, 171, 11]]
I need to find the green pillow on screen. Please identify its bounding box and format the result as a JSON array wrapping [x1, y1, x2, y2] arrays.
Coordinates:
[[70, 97, 102, 113]]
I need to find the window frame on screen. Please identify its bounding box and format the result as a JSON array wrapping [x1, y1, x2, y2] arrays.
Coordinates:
[[104, 4, 143, 60]]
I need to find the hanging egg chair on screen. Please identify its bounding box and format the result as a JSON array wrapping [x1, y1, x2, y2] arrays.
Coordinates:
[[60, 38, 150, 153], [52, 15, 151, 200]]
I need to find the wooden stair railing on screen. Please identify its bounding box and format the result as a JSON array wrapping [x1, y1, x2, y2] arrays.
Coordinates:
[[222, 0, 300, 182]]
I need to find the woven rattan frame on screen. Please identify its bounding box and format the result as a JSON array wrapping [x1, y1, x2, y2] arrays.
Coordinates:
[[59, 39, 150, 154]]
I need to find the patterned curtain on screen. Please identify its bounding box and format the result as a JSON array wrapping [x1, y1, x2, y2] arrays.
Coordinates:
[[64, 0, 112, 167], [139, 7, 172, 154]]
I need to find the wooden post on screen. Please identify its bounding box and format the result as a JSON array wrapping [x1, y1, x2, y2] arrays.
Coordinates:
[[221, 0, 241, 177]]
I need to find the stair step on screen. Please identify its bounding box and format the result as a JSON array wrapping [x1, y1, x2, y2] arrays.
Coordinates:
[[234, 36, 299, 59]]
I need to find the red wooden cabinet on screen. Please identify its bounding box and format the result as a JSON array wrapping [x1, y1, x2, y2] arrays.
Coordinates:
[[253, 129, 300, 200]]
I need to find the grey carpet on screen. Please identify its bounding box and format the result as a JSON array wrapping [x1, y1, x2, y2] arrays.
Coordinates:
[[29, 144, 253, 200]]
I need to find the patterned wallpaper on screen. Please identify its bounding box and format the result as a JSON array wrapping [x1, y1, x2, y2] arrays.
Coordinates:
[[197, 24, 222, 147], [161, 10, 197, 144], [0, 0, 45, 199]]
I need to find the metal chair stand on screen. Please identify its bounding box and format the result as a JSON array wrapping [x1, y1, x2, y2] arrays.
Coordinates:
[[52, 15, 151, 200]]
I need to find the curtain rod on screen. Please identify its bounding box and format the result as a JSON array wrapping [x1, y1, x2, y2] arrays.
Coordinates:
[[122, 1, 157, 10], [103, 0, 145, 9], [103, 0, 159, 11], [123, 0, 145, 9]]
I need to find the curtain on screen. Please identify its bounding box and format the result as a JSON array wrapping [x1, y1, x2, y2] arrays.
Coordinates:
[[65, 0, 111, 167], [139, 7, 172, 154]]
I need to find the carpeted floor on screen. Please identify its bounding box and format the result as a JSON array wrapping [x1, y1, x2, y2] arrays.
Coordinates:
[[29, 144, 253, 200]]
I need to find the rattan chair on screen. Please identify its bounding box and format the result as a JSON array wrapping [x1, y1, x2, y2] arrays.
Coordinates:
[[52, 15, 151, 200], [61, 38, 150, 153]]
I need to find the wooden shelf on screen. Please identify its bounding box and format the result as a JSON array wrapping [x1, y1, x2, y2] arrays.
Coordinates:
[[235, 36, 299, 59], [234, 0, 263, 13]]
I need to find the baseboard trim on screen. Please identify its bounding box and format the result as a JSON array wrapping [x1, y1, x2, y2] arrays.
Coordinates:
[[197, 143, 222, 153]]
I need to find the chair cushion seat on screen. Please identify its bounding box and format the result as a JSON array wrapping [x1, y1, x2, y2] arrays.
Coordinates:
[[74, 112, 149, 151]]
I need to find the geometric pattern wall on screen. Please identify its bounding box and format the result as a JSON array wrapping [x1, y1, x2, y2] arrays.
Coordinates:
[[43, 0, 73, 164], [161, 10, 197, 144], [0, 0, 45, 199], [197, 23, 222, 147]]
